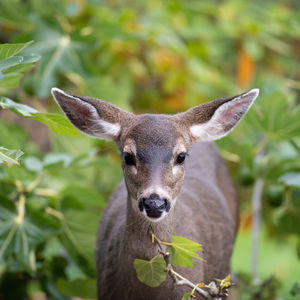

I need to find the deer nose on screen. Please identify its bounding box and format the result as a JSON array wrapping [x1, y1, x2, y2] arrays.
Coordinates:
[[139, 193, 170, 219]]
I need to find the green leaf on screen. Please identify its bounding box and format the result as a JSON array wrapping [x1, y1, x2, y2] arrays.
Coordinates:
[[290, 282, 300, 296], [0, 97, 80, 136], [244, 92, 300, 141], [24, 24, 89, 98], [0, 147, 24, 165], [0, 56, 24, 71], [181, 293, 192, 300], [43, 153, 73, 168], [0, 41, 33, 60], [31, 113, 80, 136], [0, 73, 23, 89], [0, 198, 60, 272], [168, 236, 202, 268], [0, 55, 40, 71], [56, 278, 97, 299], [278, 210, 300, 236], [63, 210, 99, 265], [61, 186, 106, 209], [0, 97, 37, 116], [134, 257, 167, 287], [279, 172, 300, 189], [23, 156, 43, 172]]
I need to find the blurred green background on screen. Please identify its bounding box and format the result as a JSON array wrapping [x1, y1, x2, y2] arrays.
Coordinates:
[[0, 0, 299, 299]]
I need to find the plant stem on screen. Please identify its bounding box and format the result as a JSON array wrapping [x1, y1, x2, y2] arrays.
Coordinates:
[[149, 252, 161, 263], [159, 241, 172, 246], [170, 269, 212, 299], [150, 230, 224, 299], [251, 178, 264, 283]]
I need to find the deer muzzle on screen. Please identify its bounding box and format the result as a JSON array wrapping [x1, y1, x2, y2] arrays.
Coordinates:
[[138, 193, 170, 219]]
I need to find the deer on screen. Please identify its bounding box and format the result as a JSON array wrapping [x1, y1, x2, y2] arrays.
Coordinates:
[[51, 87, 259, 300]]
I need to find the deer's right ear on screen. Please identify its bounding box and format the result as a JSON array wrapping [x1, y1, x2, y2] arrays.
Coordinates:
[[176, 89, 259, 142], [51, 88, 134, 141]]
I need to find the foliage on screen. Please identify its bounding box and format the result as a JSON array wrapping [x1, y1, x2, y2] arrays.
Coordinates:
[[134, 234, 203, 286], [165, 235, 203, 268], [134, 232, 229, 299], [235, 273, 281, 300], [134, 257, 167, 287], [0, 0, 300, 299], [0, 147, 23, 165]]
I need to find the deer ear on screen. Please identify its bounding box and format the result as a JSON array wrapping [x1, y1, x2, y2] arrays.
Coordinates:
[[51, 88, 133, 141], [179, 89, 259, 142]]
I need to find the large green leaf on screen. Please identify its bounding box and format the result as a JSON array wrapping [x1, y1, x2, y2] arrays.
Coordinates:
[[243, 91, 300, 141], [134, 257, 167, 287], [23, 20, 90, 98], [0, 41, 40, 91], [61, 185, 106, 209], [31, 113, 80, 136], [0, 96, 38, 116], [56, 278, 97, 299], [0, 54, 40, 72], [278, 210, 300, 237], [0, 97, 80, 136], [0, 56, 24, 72], [0, 198, 60, 272], [0, 73, 24, 89], [168, 235, 202, 268], [0, 41, 33, 60], [0, 54, 41, 87], [0, 147, 24, 165], [63, 209, 99, 265]]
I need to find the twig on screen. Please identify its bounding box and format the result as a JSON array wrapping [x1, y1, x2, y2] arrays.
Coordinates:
[[149, 230, 229, 300]]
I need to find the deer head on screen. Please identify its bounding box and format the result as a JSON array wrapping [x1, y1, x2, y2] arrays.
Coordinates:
[[51, 88, 259, 222]]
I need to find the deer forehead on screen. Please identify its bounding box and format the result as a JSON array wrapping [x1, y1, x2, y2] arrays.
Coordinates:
[[123, 115, 186, 163]]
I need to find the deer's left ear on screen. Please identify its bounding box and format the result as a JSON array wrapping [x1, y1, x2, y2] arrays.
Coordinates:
[[176, 89, 259, 142], [51, 88, 134, 141]]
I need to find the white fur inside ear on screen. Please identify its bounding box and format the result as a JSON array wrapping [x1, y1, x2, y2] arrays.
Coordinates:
[[97, 119, 120, 140], [190, 88, 259, 141], [51, 87, 120, 140]]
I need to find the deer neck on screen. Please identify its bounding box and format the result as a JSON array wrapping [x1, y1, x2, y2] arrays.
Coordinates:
[[123, 196, 176, 260]]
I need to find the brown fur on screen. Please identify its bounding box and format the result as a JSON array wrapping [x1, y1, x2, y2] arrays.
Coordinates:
[[96, 142, 237, 300]]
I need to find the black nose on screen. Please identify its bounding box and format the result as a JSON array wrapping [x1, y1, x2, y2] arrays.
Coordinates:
[[139, 193, 170, 218]]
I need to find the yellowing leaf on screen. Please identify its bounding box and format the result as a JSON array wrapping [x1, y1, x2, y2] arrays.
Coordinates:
[[237, 44, 255, 89], [134, 257, 166, 287]]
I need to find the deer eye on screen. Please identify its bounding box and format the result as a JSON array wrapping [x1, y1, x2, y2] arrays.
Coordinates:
[[176, 152, 187, 165], [122, 152, 135, 166]]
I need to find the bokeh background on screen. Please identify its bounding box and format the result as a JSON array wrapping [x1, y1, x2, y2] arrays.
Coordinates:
[[0, 0, 300, 299]]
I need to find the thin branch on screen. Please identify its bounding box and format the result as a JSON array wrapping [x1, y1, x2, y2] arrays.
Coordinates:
[[150, 230, 228, 300], [169, 269, 211, 299]]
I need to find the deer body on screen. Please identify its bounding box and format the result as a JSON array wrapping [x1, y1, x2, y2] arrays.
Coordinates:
[[51, 88, 259, 300], [96, 141, 237, 299]]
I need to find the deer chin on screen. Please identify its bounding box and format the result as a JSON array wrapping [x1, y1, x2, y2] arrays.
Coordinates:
[[141, 210, 168, 223]]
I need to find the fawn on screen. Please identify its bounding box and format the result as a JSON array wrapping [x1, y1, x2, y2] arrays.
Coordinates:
[[52, 88, 259, 299]]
